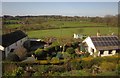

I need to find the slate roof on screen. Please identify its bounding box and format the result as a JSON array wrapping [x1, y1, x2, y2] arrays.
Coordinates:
[[91, 36, 120, 50], [1, 30, 27, 47]]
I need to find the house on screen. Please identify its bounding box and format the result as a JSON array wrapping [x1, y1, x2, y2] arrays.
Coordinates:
[[73, 33, 86, 39], [0, 30, 28, 59], [82, 36, 120, 57]]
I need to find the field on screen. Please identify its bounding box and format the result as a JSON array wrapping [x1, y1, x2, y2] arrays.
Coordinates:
[[42, 21, 107, 28], [27, 27, 118, 39]]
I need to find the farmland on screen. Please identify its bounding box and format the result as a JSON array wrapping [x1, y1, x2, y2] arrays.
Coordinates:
[[2, 15, 119, 77], [27, 27, 118, 39]]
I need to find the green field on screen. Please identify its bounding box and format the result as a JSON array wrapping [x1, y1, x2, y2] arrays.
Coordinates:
[[5, 24, 22, 28], [27, 27, 118, 39], [41, 21, 107, 28]]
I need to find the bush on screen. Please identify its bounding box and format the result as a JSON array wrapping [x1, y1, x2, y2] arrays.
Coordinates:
[[7, 53, 20, 62], [50, 57, 60, 64], [70, 60, 82, 70], [61, 70, 90, 76], [54, 45, 60, 52], [50, 65, 66, 73], [12, 67, 24, 77], [71, 42, 79, 49], [56, 52, 63, 59], [66, 47, 75, 54], [117, 64, 120, 75], [84, 52, 90, 57], [44, 46, 55, 53], [100, 61, 116, 72], [34, 49, 47, 60], [80, 57, 93, 69], [103, 56, 119, 64], [97, 71, 117, 76], [90, 57, 104, 66], [33, 65, 50, 76], [62, 52, 71, 60]]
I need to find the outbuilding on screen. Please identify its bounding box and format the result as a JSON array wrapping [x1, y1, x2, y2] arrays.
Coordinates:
[[0, 30, 28, 59]]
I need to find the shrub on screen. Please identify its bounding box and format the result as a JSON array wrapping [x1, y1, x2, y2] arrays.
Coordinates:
[[70, 60, 82, 70], [84, 52, 90, 57], [44, 46, 55, 53], [52, 72, 61, 76], [33, 65, 50, 76], [56, 52, 63, 59], [80, 57, 93, 69], [50, 57, 60, 64], [103, 56, 119, 64], [62, 52, 71, 60], [12, 67, 24, 77], [66, 47, 75, 54], [34, 49, 47, 60], [97, 71, 117, 76], [71, 42, 79, 49], [7, 53, 20, 62], [117, 64, 120, 75], [90, 57, 104, 66], [61, 70, 90, 76], [50, 65, 66, 73], [54, 45, 60, 52], [100, 61, 116, 72], [33, 72, 41, 76]]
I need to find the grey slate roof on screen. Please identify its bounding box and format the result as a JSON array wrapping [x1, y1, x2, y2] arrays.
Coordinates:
[[1, 30, 27, 47], [91, 36, 120, 50]]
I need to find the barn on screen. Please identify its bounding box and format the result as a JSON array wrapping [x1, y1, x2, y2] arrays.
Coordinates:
[[0, 30, 28, 59], [82, 36, 120, 57]]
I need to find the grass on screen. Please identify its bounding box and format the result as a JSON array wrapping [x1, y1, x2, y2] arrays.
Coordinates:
[[5, 24, 22, 28], [27, 27, 118, 39], [4, 20, 107, 29], [42, 21, 107, 28]]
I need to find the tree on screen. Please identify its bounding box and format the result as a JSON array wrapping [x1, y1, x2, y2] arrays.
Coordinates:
[[66, 47, 75, 54]]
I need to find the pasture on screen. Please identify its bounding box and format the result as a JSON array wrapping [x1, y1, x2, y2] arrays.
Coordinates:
[[27, 27, 118, 39]]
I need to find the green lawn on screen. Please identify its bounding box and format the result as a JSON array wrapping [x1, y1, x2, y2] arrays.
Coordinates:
[[42, 21, 107, 28], [27, 27, 118, 39], [5, 24, 22, 28]]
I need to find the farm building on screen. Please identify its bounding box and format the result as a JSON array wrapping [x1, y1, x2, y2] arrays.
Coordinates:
[[0, 30, 28, 59], [82, 36, 120, 57], [73, 33, 86, 39]]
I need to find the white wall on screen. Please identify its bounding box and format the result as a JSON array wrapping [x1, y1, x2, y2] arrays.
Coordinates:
[[98, 50, 116, 57], [83, 37, 97, 55], [4, 37, 28, 57]]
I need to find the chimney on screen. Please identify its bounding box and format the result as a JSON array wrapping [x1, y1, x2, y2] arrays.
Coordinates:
[[97, 30, 100, 37]]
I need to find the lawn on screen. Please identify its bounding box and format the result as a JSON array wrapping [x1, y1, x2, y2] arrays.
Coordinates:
[[27, 27, 118, 39]]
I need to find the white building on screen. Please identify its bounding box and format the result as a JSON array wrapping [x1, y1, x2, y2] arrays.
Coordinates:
[[0, 30, 28, 59], [73, 33, 84, 39], [82, 36, 120, 57]]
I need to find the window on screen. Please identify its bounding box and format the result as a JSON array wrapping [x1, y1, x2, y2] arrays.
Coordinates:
[[91, 48, 94, 52], [10, 49, 14, 52], [108, 50, 112, 54], [100, 50, 104, 54], [116, 49, 119, 53]]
